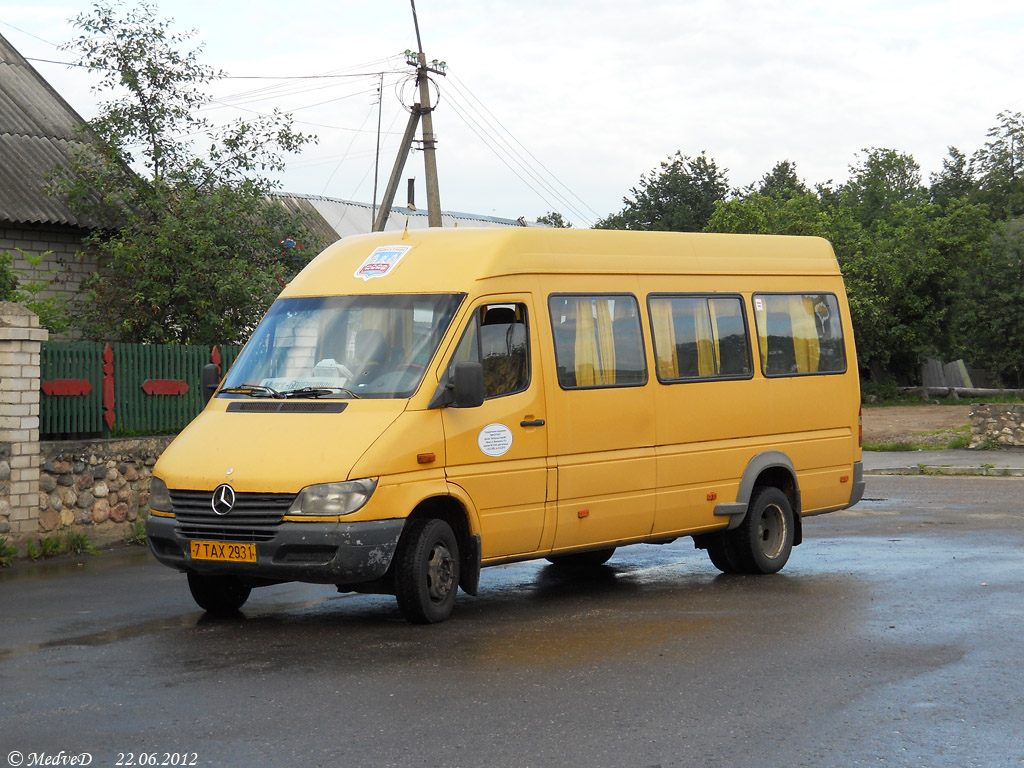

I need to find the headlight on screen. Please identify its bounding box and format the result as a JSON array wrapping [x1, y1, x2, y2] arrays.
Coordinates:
[[287, 479, 378, 516], [150, 477, 172, 512]]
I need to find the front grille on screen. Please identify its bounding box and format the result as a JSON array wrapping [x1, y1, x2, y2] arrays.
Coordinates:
[[170, 489, 295, 527], [178, 524, 278, 543]]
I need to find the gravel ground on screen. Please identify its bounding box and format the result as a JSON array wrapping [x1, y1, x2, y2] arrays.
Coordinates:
[[862, 404, 971, 445]]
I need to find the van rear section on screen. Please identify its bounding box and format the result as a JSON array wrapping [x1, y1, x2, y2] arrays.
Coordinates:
[[146, 228, 862, 623]]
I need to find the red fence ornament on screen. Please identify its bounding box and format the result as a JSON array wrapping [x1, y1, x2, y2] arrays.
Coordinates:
[[41, 379, 92, 396], [142, 380, 189, 396], [103, 343, 115, 430]]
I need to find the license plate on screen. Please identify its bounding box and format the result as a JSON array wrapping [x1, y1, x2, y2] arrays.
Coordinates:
[[190, 540, 256, 563]]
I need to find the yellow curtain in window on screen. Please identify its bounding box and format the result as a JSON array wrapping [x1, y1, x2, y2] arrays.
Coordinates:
[[788, 295, 820, 373], [596, 299, 616, 385], [694, 302, 715, 377], [651, 300, 678, 379], [574, 298, 600, 386]]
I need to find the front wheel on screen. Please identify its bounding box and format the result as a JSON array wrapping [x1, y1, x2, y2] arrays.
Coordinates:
[[187, 573, 251, 614], [395, 518, 460, 624]]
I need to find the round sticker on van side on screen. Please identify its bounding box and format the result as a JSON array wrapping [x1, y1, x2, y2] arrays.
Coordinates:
[[478, 423, 513, 457]]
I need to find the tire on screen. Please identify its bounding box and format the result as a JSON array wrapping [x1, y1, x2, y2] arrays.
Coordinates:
[[729, 486, 795, 574], [705, 536, 740, 573], [395, 518, 460, 624], [546, 547, 616, 568], [187, 572, 251, 614]]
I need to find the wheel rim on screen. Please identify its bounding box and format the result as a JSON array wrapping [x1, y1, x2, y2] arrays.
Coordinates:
[[426, 541, 455, 602], [757, 503, 788, 560]]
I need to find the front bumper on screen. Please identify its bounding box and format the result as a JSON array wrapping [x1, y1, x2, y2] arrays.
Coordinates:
[[146, 514, 405, 585]]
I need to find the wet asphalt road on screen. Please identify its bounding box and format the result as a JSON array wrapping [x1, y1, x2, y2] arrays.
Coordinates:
[[1, 475, 1023, 768]]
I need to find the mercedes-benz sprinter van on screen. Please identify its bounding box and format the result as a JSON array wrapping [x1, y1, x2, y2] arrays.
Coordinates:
[[146, 228, 864, 623]]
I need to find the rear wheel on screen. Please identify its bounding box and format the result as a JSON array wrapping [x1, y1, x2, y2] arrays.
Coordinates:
[[187, 573, 251, 614], [395, 518, 460, 624], [730, 486, 795, 574], [546, 547, 616, 568]]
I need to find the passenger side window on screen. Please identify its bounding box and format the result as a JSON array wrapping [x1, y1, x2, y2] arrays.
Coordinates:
[[648, 295, 752, 381], [450, 303, 530, 398], [753, 293, 847, 376], [548, 295, 646, 389]]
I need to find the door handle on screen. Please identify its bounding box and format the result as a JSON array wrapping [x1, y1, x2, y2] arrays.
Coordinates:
[[520, 419, 545, 427]]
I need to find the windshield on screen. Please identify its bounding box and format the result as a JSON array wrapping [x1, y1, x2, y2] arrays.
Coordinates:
[[221, 294, 465, 399]]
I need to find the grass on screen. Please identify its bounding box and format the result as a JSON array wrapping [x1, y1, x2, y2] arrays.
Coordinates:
[[864, 393, 1024, 407], [0, 537, 17, 568], [125, 518, 147, 546], [25, 531, 99, 561]]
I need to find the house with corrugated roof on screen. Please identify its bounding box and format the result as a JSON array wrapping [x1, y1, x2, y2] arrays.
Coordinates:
[[0, 32, 532, 309], [0, 32, 99, 300]]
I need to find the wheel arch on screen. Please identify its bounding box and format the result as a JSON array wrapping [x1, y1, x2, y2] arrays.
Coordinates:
[[736, 451, 802, 546], [404, 493, 482, 596]]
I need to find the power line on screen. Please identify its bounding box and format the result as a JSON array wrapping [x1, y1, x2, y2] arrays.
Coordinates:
[[443, 85, 593, 225], [447, 70, 601, 223], [442, 95, 569, 220]]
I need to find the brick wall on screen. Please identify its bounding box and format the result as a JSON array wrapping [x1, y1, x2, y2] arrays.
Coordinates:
[[0, 302, 47, 538], [0, 222, 95, 302]]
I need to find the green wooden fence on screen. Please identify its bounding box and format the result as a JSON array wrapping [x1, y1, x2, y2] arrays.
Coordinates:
[[40, 342, 244, 439]]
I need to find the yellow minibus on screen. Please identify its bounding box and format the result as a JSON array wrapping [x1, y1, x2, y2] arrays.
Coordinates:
[[146, 228, 864, 623]]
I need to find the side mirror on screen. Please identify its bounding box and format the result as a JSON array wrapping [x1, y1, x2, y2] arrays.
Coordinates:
[[201, 363, 222, 404], [451, 361, 484, 408]]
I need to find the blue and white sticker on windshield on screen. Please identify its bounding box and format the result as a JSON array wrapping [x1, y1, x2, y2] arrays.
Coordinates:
[[354, 245, 412, 281]]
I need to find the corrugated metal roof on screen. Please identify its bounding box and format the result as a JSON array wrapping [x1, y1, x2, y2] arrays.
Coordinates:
[[0, 33, 94, 227], [273, 192, 531, 244]]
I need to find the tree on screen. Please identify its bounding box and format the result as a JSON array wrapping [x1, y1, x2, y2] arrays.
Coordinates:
[[841, 148, 926, 230], [953, 218, 1024, 386], [972, 110, 1024, 220], [536, 211, 572, 228], [929, 146, 976, 210], [52, 1, 319, 344], [595, 151, 728, 232], [756, 160, 808, 199]]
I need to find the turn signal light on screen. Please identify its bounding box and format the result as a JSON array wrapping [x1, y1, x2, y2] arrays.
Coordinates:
[[707, 491, 718, 501], [417, 453, 436, 464], [578, 509, 590, 519]]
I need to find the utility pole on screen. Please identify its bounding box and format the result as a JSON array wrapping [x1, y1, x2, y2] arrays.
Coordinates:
[[372, 0, 446, 231]]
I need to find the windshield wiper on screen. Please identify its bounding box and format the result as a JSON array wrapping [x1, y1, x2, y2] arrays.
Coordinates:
[[279, 386, 361, 400], [219, 384, 284, 399]]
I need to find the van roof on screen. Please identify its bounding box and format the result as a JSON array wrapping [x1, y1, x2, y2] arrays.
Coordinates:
[[284, 228, 841, 297]]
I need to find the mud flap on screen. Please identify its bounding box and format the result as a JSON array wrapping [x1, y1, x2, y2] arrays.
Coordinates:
[[459, 533, 482, 596]]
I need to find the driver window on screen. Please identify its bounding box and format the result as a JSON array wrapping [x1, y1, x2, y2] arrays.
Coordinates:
[[450, 303, 530, 399]]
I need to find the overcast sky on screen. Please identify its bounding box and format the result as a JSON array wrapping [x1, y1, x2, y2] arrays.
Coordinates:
[[4, 0, 1024, 226]]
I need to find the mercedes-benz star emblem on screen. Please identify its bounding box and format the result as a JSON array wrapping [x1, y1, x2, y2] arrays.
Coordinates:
[[211, 484, 236, 516]]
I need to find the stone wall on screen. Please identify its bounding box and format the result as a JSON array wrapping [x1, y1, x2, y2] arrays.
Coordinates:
[[37, 437, 172, 544], [969, 404, 1024, 448]]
